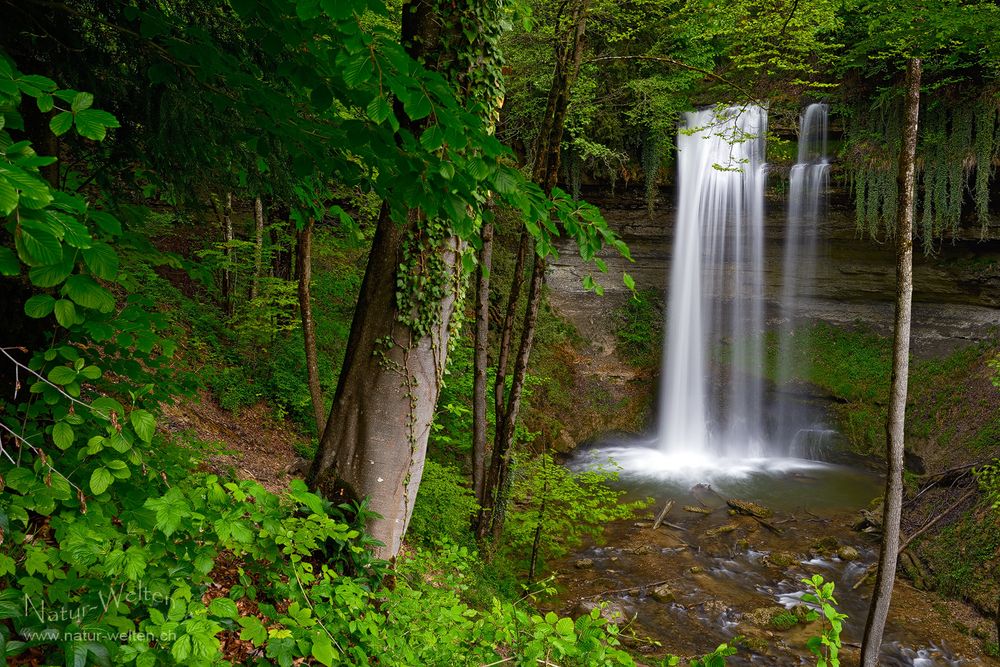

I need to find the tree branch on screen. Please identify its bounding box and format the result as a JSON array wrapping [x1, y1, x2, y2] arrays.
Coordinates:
[[585, 55, 760, 104]]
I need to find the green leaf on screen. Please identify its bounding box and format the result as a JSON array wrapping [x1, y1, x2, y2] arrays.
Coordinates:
[[311, 635, 336, 666], [0, 247, 19, 275], [366, 96, 392, 123], [420, 125, 445, 152], [24, 294, 55, 318], [64, 274, 115, 312], [28, 262, 73, 288], [82, 243, 119, 280], [53, 299, 76, 328], [556, 617, 575, 636], [145, 489, 189, 536], [321, 0, 354, 19], [90, 467, 113, 495], [74, 109, 119, 141], [623, 272, 636, 291], [71, 92, 94, 112], [36, 94, 53, 113], [130, 409, 155, 443], [208, 597, 239, 619], [16, 226, 62, 265], [0, 177, 16, 215], [47, 366, 77, 385], [52, 421, 75, 450], [79, 365, 101, 380], [49, 111, 73, 136]]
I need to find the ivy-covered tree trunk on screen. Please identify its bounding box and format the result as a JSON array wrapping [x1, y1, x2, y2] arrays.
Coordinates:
[[308, 0, 505, 559], [861, 56, 921, 667], [297, 218, 324, 438], [220, 193, 234, 317]]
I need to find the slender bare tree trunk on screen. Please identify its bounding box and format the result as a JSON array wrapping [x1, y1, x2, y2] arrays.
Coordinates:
[[472, 223, 494, 503], [220, 193, 234, 317], [861, 57, 921, 667], [477, 0, 590, 543], [297, 218, 324, 438], [252, 196, 265, 300]]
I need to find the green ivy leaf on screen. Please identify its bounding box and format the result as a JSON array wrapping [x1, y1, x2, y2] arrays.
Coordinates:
[[53, 299, 76, 328], [23, 294, 55, 318], [52, 421, 75, 450], [130, 409, 155, 443], [90, 466, 113, 495]]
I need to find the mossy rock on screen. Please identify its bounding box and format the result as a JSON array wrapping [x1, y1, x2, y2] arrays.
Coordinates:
[[764, 551, 798, 568]]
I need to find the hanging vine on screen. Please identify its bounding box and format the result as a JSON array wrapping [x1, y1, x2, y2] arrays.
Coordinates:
[[843, 90, 1000, 246]]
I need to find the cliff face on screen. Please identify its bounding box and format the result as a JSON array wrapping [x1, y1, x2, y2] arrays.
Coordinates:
[[548, 184, 1000, 356]]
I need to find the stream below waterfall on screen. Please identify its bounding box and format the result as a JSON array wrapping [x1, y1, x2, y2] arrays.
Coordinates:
[[544, 444, 996, 666]]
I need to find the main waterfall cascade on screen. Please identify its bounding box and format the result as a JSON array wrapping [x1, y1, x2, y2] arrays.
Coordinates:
[[659, 105, 769, 460], [575, 103, 834, 479]]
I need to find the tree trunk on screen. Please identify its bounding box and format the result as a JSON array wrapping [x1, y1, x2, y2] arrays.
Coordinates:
[[488, 252, 545, 541], [307, 0, 502, 560], [251, 196, 265, 300], [860, 56, 921, 667], [297, 218, 325, 438], [222, 192, 234, 317], [527, 450, 550, 582], [477, 0, 590, 543], [472, 223, 494, 503]]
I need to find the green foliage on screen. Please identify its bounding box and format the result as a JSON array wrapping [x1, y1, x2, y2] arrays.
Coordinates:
[[662, 642, 739, 666], [800, 575, 848, 667], [501, 454, 651, 573], [612, 289, 664, 368], [770, 611, 801, 631], [409, 460, 480, 547], [977, 460, 1000, 510]]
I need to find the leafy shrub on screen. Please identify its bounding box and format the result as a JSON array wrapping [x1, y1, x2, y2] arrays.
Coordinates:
[[611, 289, 663, 368], [409, 460, 480, 547]]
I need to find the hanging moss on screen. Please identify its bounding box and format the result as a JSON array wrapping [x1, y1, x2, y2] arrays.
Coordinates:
[[843, 91, 1000, 246], [641, 129, 662, 218]]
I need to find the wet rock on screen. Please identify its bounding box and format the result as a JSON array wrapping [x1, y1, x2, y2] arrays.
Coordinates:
[[764, 551, 798, 568], [837, 545, 860, 561], [736, 539, 751, 551], [574, 599, 629, 624], [574, 558, 594, 569], [744, 606, 789, 628], [625, 544, 655, 555], [650, 584, 675, 603], [683, 505, 713, 514], [791, 604, 812, 622], [705, 524, 738, 538], [553, 429, 576, 453], [740, 635, 770, 653], [702, 599, 729, 615], [811, 536, 839, 554], [689, 566, 705, 575]]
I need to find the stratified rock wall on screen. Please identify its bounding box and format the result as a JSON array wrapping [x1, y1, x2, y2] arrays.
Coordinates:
[[549, 184, 1000, 356]]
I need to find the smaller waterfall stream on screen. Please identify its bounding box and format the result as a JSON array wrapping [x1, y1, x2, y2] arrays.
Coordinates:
[[775, 103, 830, 453]]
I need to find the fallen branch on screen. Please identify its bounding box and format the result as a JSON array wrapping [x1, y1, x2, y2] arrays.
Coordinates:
[[651, 499, 674, 530], [853, 486, 978, 590], [577, 577, 680, 601]]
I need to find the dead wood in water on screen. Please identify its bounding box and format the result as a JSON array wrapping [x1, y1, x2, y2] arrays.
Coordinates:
[[651, 499, 675, 530]]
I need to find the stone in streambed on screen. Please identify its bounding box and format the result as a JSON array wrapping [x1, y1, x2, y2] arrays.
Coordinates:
[[649, 584, 675, 603], [574, 558, 593, 569], [574, 599, 629, 624], [764, 551, 798, 568], [705, 524, 738, 538], [837, 545, 860, 561]]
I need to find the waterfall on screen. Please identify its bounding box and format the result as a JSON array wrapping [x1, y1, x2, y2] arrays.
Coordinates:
[[659, 105, 768, 459], [776, 103, 830, 453]]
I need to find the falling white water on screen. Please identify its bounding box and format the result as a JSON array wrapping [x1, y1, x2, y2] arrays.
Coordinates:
[[659, 105, 768, 459], [776, 103, 830, 453]]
